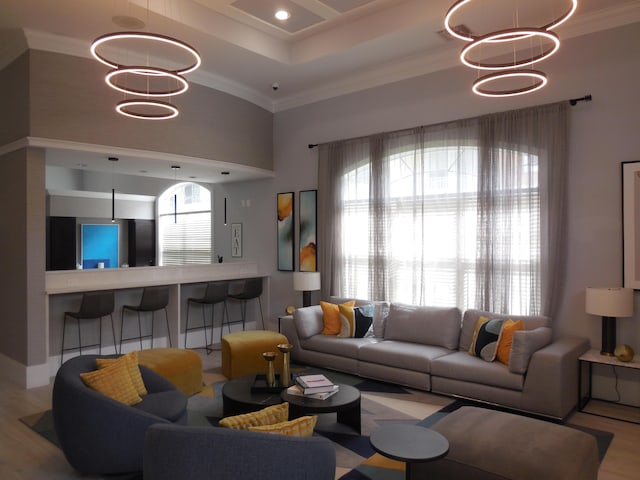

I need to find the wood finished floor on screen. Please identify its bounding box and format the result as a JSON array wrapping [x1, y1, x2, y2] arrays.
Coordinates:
[[1, 351, 638, 480]]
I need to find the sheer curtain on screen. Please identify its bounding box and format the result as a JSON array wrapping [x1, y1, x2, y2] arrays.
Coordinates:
[[318, 102, 568, 317]]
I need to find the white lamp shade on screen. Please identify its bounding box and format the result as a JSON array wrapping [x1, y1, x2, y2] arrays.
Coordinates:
[[585, 287, 634, 317], [293, 272, 321, 291]]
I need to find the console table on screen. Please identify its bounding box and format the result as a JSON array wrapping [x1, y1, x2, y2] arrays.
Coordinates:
[[578, 349, 640, 424]]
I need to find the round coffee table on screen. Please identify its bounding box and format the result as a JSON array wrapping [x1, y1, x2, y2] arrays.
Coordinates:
[[369, 424, 449, 480], [281, 383, 361, 434], [222, 375, 284, 416]]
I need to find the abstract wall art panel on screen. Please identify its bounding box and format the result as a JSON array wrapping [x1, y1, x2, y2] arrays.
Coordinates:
[[277, 192, 295, 271], [299, 190, 317, 272]]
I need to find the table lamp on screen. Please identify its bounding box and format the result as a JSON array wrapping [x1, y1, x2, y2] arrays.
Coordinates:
[[293, 272, 321, 307], [585, 287, 634, 356]]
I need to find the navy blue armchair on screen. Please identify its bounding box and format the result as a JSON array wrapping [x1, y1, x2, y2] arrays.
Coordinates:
[[52, 354, 187, 475], [143, 423, 336, 480]]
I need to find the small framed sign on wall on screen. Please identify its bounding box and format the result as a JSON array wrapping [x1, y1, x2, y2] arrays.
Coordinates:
[[231, 223, 242, 257]]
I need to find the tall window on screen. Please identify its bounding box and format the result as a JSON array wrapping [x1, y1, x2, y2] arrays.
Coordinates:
[[318, 103, 568, 317], [158, 182, 212, 265]]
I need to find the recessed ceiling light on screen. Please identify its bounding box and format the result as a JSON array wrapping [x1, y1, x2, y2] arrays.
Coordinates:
[[275, 9, 290, 21]]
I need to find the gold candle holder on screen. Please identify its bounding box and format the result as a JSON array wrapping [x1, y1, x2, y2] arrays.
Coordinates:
[[277, 343, 294, 387], [262, 351, 277, 387]]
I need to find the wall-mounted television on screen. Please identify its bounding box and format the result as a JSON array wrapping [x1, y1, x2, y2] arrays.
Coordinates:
[[81, 224, 119, 269]]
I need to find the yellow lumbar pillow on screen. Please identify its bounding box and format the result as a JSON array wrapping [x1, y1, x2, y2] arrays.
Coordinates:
[[320, 300, 356, 335], [496, 319, 524, 365], [219, 402, 289, 430], [96, 351, 148, 396], [248, 415, 318, 437], [80, 358, 142, 406]]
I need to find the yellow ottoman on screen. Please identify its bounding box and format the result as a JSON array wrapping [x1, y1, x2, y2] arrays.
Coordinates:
[[138, 348, 203, 396], [221, 330, 289, 379]]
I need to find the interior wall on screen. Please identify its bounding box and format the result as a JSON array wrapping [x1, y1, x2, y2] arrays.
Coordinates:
[[268, 23, 640, 404], [0, 51, 29, 146], [28, 50, 273, 171]]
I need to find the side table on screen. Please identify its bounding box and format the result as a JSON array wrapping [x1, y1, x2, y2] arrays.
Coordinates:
[[578, 348, 640, 424], [369, 424, 449, 480]]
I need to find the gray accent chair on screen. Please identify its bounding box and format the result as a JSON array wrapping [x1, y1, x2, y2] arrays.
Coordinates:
[[143, 423, 337, 480], [52, 354, 188, 475]]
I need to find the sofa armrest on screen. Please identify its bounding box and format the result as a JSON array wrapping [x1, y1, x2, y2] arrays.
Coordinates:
[[144, 424, 336, 480], [521, 336, 589, 419]]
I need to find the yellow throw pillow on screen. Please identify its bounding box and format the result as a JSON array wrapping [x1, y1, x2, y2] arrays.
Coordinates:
[[320, 300, 356, 335], [338, 303, 357, 337], [80, 359, 142, 406], [496, 319, 524, 365], [97, 351, 148, 396], [248, 415, 317, 437], [219, 402, 289, 430]]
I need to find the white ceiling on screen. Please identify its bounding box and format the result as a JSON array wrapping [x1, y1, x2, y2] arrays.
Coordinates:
[[1, 0, 639, 183]]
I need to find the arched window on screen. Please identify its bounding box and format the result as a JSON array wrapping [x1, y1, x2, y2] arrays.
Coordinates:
[[158, 182, 212, 265]]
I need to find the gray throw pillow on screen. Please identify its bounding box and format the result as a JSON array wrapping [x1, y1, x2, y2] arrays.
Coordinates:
[[508, 327, 552, 374]]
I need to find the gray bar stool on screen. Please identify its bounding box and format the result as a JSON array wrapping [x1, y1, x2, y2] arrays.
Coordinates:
[[185, 281, 230, 353], [61, 290, 116, 363], [228, 277, 264, 330], [120, 285, 171, 352]]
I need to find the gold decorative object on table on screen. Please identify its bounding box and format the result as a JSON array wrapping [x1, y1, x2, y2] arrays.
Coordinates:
[[277, 343, 294, 387], [614, 344, 635, 362], [262, 352, 277, 387], [285, 305, 296, 315]]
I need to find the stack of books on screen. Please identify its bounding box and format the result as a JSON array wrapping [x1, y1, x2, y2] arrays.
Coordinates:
[[287, 374, 339, 400]]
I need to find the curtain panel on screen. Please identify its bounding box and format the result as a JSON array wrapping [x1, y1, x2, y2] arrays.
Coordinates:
[[317, 102, 568, 317]]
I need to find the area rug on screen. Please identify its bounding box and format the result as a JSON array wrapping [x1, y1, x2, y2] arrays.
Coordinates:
[[20, 369, 613, 480]]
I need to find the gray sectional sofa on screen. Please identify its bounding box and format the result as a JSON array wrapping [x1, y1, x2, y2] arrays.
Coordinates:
[[280, 299, 589, 420]]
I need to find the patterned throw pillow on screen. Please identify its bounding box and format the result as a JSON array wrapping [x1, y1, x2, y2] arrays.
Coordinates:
[[338, 303, 357, 337], [354, 304, 374, 338], [80, 358, 143, 405], [320, 300, 356, 335], [496, 319, 524, 365], [96, 351, 148, 396], [468, 316, 505, 362], [248, 415, 317, 437], [219, 402, 289, 429]]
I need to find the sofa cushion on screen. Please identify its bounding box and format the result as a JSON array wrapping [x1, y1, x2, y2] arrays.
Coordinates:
[[219, 402, 289, 429], [509, 327, 553, 374], [248, 415, 317, 437], [97, 351, 147, 396], [80, 357, 143, 406], [496, 319, 524, 365], [300, 335, 376, 359], [294, 306, 324, 339], [358, 340, 453, 372], [431, 351, 524, 391], [384, 303, 461, 350], [133, 389, 188, 422], [320, 300, 356, 335], [459, 309, 551, 352], [468, 317, 505, 361]]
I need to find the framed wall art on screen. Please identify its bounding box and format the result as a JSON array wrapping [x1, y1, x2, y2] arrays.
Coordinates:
[[299, 189, 317, 272], [277, 192, 295, 271], [622, 160, 640, 289], [231, 223, 242, 258]]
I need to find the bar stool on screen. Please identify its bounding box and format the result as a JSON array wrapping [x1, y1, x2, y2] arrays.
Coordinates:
[[185, 281, 230, 353], [120, 286, 171, 352], [228, 277, 264, 330], [61, 290, 116, 363]]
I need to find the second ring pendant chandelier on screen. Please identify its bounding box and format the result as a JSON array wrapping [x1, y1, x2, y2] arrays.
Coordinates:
[[444, 0, 578, 97]]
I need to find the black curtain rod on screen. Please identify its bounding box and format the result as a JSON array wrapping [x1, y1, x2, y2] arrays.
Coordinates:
[[308, 95, 593, 148], [569, 94, 592, 106]]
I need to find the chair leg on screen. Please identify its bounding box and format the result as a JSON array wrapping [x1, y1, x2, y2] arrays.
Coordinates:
[[185, 302, 190, 348], [224, 301, 231, 333], [137, 312, 144, 351], [77, 318, 82, 355], [151, 311, 155, 349], [257, 297, 264, 330], [120, 307, 126, 354], [201, 304, 209, 348], [240, 301, 246, 330], [61, 315, 68, 364], [163, 307, 172, 348], [98, 316, 103, 355], [109, 313, 117, 354]]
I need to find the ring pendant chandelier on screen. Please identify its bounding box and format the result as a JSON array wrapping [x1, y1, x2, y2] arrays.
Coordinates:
[[444, 0, 578, 97]]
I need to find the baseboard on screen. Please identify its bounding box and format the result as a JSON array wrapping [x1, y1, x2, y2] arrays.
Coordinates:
[[0, 353, 50, 389]]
